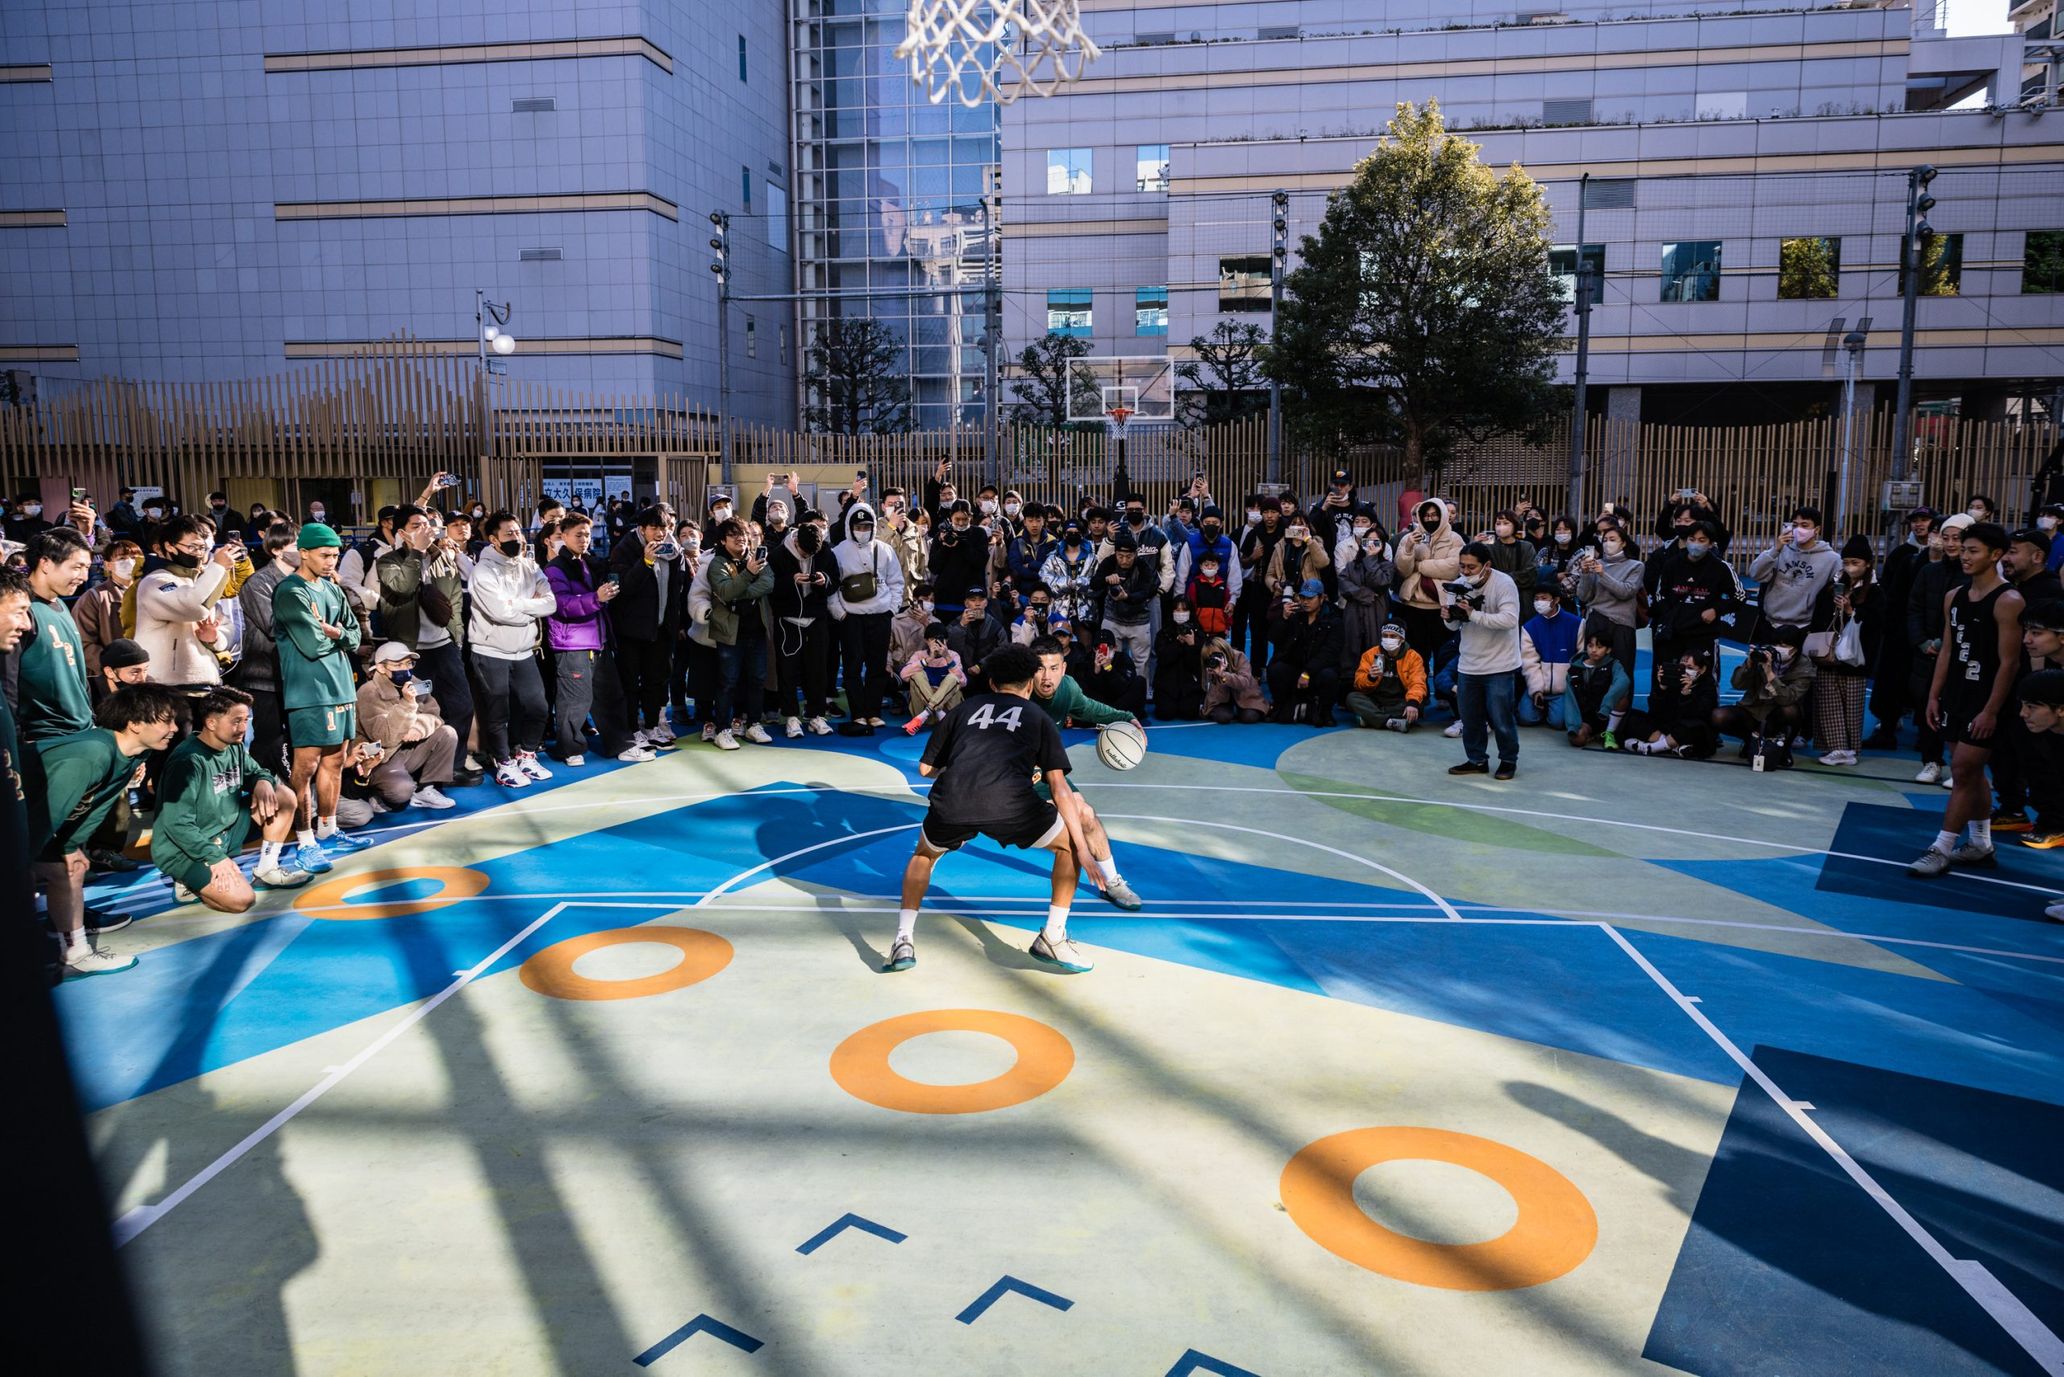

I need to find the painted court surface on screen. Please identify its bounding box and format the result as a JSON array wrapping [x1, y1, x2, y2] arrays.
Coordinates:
[[63, 718, 2064, 1376]]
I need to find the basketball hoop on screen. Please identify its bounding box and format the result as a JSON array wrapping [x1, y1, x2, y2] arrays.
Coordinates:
[[1107, 406, 1133, 430], [894, 1, 1101, 109]]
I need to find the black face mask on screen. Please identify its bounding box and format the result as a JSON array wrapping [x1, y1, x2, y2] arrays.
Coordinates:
[[497, 538, 523, 558], [1202, 523, 1222, 540], [1421, 517, 1440, 532], [1064, 532, 1082, 546], [1127, 512, 1146, 527]]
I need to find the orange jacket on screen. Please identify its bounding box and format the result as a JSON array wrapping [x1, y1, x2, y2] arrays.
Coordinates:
[[1353, 644, 1427, 704]]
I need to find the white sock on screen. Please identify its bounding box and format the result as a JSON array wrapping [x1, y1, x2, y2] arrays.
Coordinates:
[[1041, 904, 1068, 945], [259, 840, 283, 870], [1608, 711, 1625, 731], [895, 908, 917, 944], [296, 828, 316, 847], [62, 927, 89, 956], [315, 816, 338, 838], [1933, 829, 1959, 854], [1098, 855, 1121, 885], [1969, 818, 1992, 849]]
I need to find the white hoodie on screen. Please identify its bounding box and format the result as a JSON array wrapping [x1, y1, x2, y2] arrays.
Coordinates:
[[467, 543, 556, 660], [134, 559, 232, 685], [828, 503, 905, 618]]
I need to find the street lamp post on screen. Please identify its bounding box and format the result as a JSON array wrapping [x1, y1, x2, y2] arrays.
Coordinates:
[[475, 290, 516, 503], [710, 211, 733, 485], [1267, 190, 1288, 486], [1891, 164, 1937, 481]]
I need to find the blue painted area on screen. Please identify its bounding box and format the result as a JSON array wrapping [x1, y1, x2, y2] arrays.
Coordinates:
[[955, 1275, 1074, 1324], [1166, 1350, 1265, 1377], [795, 1212, 907, 1256], [1644, 1048, 2064, 1377], [1816, 800, 2064, 921], [633, 1313, 764, 1365]]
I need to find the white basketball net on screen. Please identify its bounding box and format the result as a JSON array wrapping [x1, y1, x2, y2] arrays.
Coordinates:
[[895, 1, 1101, 109]]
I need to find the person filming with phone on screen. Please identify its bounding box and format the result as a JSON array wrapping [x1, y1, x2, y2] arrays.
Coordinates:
[[135, 513, 241, 686]]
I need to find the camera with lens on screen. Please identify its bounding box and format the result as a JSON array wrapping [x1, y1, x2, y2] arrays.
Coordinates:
[[1442, 579, 1486, 611], [1746, 645, 1777, 669]]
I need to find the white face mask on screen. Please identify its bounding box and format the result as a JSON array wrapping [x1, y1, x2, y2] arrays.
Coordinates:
[[309, 508, 325, 521], [1004, 501, 1021, 517], [1174, 611, 1190, 624], [1245, 509, 1260, 525], [1352, 522, 1370, 537], [2039, 517, 2059, 533], [980, 498, 997, 514], [22, 503, 43, 517], [1534, 600, 1553, 617], [1794, 525, 1817, 546], [112, 557, 137, 579], [1600, 539, 1622, 557], [1380, 637, 1403, 654], [1554, 531, 1571, 545], [711, 505, 732, 523], [1968, 507, 1986, 520]]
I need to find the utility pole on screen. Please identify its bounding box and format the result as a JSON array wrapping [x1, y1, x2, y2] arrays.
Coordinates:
[[1568, 173, 1592, 519], [983, 187, 1001, 490], [1267, 189, 1288, 486], [1891, 164, 1937, 481], [1836, 322, 1869, 534], [709, 210, 733, 485]]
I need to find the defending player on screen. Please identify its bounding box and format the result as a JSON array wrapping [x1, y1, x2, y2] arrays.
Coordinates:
[[888, 643, 1102, 975], [1027, 634, 1142, 910]]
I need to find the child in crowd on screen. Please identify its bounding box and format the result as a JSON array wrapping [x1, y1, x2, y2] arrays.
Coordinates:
[[1563, 626, 1631, 749]]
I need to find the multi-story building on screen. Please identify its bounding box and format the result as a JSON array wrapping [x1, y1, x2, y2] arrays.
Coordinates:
[[1, 0, 798, 425], [1001, 1, 2064, 429]]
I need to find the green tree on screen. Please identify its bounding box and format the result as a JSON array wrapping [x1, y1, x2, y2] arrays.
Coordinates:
[[1778, 237, 1840, 300], [2024, 231, 2064, 295], [1006, 331, 1102, 428], [1268, 101, 1565, 483], [1175, 321, 1271, 428], [803, 317, 914, 434]]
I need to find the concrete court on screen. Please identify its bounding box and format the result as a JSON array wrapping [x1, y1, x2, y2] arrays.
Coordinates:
[[58, 711, 2064, 1377]]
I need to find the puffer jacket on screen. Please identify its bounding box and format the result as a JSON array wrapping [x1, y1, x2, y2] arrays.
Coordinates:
[[134, 559, 233, 685], [234, 561, 288, 689], [1392, 502, 1464, 611], [467, 544, 556, 661], [1264, 531, 1331, 599]]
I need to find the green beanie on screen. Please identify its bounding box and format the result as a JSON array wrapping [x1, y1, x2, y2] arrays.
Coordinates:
[[297, 522, 342, 550]]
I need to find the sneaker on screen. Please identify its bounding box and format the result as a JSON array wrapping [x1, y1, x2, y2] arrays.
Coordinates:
[[632, 728, 651, 747], [882, 938, 917, 973], [2045, 899, 2064, 923], [647, 722, 677, 746], [2021, 829, 2064, 850], [63, 943, 138, 980], [714, 729, 741, 751], [367, 795, 391, 815], [615, 745, 657, 763], [1028, 932, 1094, 974], [1494, 761, 1516, 780], [292, 840, 335, 874], [87, 847, 141, 873], [1384, 718, 1409, 733], [1102, 876, 1143, 911], [84, 907, 134, 933], [1941, 771, 1955, 789], [1915, 762, 1943, 785], [323, 827, 373, 852], [495, 759, 532, 788], [409, 785, 456, 810], [743, 723, 774, 745], [785, 716, 805, 739], [254, 864, 312, 890], [1948, 841, 1998, 868], [517, 752, 552, 782], [701, 723, 718, 743], [903, 713, 928, 736], [1443, 721, 1464, 738], [1601, 732, 1618, 752], [1818, 750, 1857, 767], [564, 753, 586, 768], [807, 716, 833, 736], [1570, 724, 1596, 749], [1991, 809, 2032, 834], [173, 882, 197, 903], [1908, 846, 1952, 878], [866, 716, 886, 727], [1448, 761, 1489, 776], [836, 721, 876, 737]]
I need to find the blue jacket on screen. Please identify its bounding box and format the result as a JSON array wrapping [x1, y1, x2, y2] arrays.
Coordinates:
[[1522, 610, 1582, 668], [1006, 533, 1057, 598]]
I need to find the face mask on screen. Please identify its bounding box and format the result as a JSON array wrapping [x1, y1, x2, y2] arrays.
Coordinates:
[[1686, 541, 1711, 560], [1380, 637, 1403, 654], [1173, 611, 1190, 624], [1468, 570, 1488, 586], [2040, 517, 2059, 533], [1421, 516, 1440, 533], [1534, 600, 1553, 617], [1245, 510, 1260, 526], [23, 504, 43, 517], [469, 507, 484, 519], [498, 538, 523, 557], [1968, 507, 1986, 520], [1029, 605, 1050, 619], [1773, 645, 1796, 663], [852, 525, 874, 543], [1601, 539, 1622, 557], [309, 509, 325, 521], [112, 557, 136, 579], [1794, 525, 1816, 546], [916, 601, 932, 616], [1004, 502, 1021, 517], [1352, 521, 1370, 536], [388, 668, 413, 686], [1201, 565, 1220, 580], [1127, 512, 1146, 527], [1495, 525, 1514, 539], [980, 499, 997, 515], [1202, 523, 1222, 540], [711, 506, 733, 523], [1554, 531, 1572, 546], [1064, 531, 1081, 546]]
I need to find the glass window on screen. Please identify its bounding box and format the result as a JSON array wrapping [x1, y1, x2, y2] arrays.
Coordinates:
[[745, 315, 757, 358], [2022, 231, 2064, 294], [778, 324, 789, 365], [1778, 237, 1840, 299], [738, 35, 747, 82], [766, 181, 788, 255], [741, 166, 752, 211], [1135, 286, 1168, 335], [1046, 148, 1092, 195], [1136, 144, 1169, 193], [1047, 288, 1092, 337], [1548, 243, 1605, 303], [1218, 256, 1273, 313], [1660, 240, 1722, 302], [1900, 232, 1964, 297]]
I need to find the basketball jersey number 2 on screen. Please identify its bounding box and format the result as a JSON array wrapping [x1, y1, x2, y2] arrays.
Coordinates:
[[966, 703, 1023, 731]]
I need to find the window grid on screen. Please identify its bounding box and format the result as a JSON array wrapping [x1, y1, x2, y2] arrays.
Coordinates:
[[1048, 288, 1092, 337], [1047, 148, 1092, 196], [1135, 286, 1169, 335]]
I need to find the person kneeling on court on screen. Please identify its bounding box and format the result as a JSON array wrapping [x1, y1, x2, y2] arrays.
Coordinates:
[[1345, 622, 1426, 731], [153, 686, 311, 909], [356, 642, 460, 811], [887, 643, 1103, 975], [1028, 635, 1143, 910]]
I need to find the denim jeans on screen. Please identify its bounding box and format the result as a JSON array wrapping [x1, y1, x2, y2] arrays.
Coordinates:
[[715, 633, 767, 728], [1516, 681, 1572, 729], [1458, 671, 1519, 766]]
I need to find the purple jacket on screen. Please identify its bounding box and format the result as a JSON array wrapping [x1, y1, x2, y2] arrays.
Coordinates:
[[545, 550, 611, 652]]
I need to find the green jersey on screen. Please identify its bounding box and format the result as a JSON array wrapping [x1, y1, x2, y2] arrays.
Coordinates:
[[1033, 674, 1130, 729], [29, 728, 138, 856], [153, 735, 272, 869], [0, 692, 30, 877], [272, 573, 360, 710], [18, 596, 93, 742]]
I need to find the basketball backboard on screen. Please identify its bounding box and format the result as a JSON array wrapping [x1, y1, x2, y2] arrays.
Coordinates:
[[1062, 356, 1176, 426]]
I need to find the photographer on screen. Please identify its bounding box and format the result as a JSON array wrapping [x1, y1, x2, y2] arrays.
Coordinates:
[[1712, 624, 1816, 767], [1748, 505, 1838, 646], [1443, 542, 1523, 779], [1095, 528, 1158, 680], [1647, 518, 1739, 693], [1573, 523, 1643, 691], [375, 504, 475, 780], [134, 514, 239, 686], [1266, 577, 1344, 725], [927, 500, 989, 624], [1623, 649, 1720, 759], [1152, 597, 1205, 720], [706, 518, 776, 749], [771, 507, 841, 737], [1201, 636, 1268, 724]]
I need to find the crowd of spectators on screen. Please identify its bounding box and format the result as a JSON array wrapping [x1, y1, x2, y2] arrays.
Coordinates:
[[5, 467, 2061, 983]]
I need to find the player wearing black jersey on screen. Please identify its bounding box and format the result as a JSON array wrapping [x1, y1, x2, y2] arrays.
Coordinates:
[[887, 643, 1101, 974], [1912, 522, 2024, 877]]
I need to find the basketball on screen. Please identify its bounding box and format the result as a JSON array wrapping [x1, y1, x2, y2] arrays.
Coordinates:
[[1096, 719, 1148, 771]]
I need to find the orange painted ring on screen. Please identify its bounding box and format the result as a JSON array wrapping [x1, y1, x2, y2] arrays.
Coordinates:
[[292, 865, 490, 920], [519, 926, 734, 1001], [1280, 1127, 1598, 1290], [829, 1009, 1074, 1114]]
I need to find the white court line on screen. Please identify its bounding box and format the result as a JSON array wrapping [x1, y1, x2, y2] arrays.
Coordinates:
[[692, 824, 922, 907], [1600, 924, 2064, 1376], [113, 901, 575, 1249]]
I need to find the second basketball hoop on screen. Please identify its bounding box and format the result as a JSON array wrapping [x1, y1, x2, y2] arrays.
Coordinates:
[[894, 0, 1102, 109]]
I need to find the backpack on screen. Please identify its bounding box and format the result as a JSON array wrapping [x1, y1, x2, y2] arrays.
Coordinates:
[[1189, 573, 1231, 635]]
